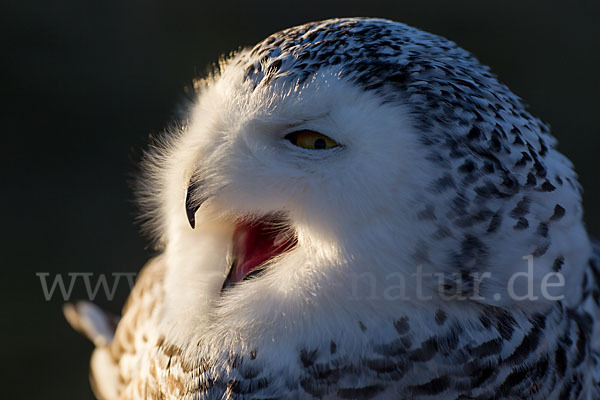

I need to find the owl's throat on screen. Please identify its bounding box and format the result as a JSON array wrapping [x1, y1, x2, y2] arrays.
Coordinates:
[[222, 215, 297, 289]]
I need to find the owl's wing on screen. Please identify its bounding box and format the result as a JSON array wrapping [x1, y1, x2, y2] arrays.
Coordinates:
[[107, 255, 166, 399], [64, 301, 121, 399], [63, 301, 119, 347], [64, 256, 166, 400]]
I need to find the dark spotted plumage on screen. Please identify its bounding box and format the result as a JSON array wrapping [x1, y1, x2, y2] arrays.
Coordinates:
[[135, 302, 595, 399]]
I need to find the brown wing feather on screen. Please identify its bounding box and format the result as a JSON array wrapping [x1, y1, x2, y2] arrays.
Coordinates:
[[89, 255, 166, 400]]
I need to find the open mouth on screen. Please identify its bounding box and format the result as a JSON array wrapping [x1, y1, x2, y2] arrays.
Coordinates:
[[222, 214, 297, 291]]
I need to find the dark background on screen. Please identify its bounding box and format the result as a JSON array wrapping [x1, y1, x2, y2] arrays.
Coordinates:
[[3, 0, 599, 398]]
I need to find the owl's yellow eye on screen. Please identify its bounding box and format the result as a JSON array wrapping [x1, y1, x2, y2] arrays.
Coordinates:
[[285, 130, 339, 150]]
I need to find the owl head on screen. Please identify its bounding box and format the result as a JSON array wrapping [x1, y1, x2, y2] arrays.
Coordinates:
[[138, 18, 589, 341]]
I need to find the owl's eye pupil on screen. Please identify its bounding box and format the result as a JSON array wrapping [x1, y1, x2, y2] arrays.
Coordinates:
[[314, 138, 326, 149]]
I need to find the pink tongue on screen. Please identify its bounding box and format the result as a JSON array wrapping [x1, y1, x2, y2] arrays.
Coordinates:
[[230, 220, 295, 282]]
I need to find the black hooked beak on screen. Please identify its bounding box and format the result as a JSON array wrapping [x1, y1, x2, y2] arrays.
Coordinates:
[[185, 179, 206, 229]]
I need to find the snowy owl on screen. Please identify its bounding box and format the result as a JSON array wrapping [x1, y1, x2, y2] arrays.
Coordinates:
[[65, 18, 600, 399]]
